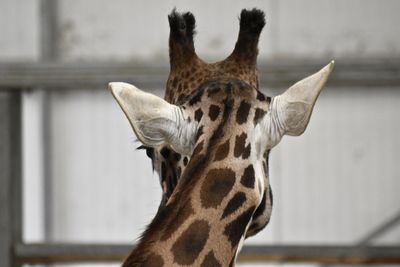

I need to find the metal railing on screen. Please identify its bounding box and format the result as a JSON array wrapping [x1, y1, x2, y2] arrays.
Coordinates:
[[1, 59, 400, 89]]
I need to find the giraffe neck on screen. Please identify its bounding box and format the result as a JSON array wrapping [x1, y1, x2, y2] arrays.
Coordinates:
[[124, 146, 261, 267], [123, 80, 267, 267]]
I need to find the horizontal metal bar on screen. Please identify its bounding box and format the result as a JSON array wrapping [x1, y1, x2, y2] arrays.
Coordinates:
[[1, 59, 400, 90], [239, 245, 400, 264], [14, 243, 129, 264], [14, 243, 400, 264]]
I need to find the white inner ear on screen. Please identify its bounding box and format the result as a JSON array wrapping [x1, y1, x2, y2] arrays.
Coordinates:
[[109, 82, 198, 155], [255, 90, 321, 152], [272, 94, 311, 136], [254, 97, 285, 152], [255, 61, 334, 154]]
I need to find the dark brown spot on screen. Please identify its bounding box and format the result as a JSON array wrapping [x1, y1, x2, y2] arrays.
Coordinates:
[[201, 251, 221, 267], [146, 147, 154, 159], [214, 139, 230, 161], [172, 152, 181, 161], [221, 192, 247, 219], [162, 202, 194, 241], [171, 219, 210, 265], [247, 222, 260, 237], [234, 133, 250, 159], [209, 105, 220, 121], [189, 89, 204, 105], [195, 108, 203, 122], [177, 94, 185, 104], [166, 174, 175, 196], [269, 185, 273, 206], [234, 133, 246, 157], [143, 253, 164, 267], [172, 77, 178, 88], [252, 188, 267, 219], [253, 108, 266, 124], [192, 140, 204, 156], [225, 83, 234, 96], [200, 168, 236, 208], [236, 100, 251, 124], [242, 143, 251, 159], [262, 155, 269, 175], [208, 95, 234, 147], [229, 256, 235, 267], [224, 206, 256, 248], [196, 126, 204, 141], [241, 165, 255, 188], [256, 90, 266, 101], [160, 147, 170, 159], [247, 189, 273, 238], [207, 85, 221, 97], [183, 157, 189, 166], [161, 162, 167, 180], [239, 82, 247, 90]]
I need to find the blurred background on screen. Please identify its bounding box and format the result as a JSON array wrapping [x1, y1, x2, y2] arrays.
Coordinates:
[[1, 0, 400, 266]]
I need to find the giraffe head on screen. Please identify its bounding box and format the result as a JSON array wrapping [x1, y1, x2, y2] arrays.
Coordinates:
[[112, 9, 334, 206], [137, 9, 269, 206], [110, 61, 333, 171]]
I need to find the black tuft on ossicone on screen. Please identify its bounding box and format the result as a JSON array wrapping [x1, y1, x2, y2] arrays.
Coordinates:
[[168, 9, 196, 42], [239, 8, 266, 35], [168, 9, 197, 68], [230, 8, 266, 64]]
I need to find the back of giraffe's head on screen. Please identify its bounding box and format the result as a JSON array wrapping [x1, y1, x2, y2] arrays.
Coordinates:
[[109, 9, 333, 204], [109, 60, 334, 161]]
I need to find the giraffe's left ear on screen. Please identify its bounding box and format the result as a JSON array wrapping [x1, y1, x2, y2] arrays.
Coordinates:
[[257, 61, 334, 150], [109, 82, 197, 155]]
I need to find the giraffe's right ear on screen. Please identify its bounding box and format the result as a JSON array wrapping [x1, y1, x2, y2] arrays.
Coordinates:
[[109, 82, 197, 155], [257, 61, 334, 150]]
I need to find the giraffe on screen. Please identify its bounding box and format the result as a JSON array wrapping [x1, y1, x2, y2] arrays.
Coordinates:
[[109, 8, 334, 267], [141, 9, 273, 238]]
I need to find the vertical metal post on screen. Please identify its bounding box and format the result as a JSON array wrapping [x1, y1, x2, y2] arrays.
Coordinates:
[[40, 0, 58, 61], [40, 0, 58, 241], [0, 91, 23, 267]]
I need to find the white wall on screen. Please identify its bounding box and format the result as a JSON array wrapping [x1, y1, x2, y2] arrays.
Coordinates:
[[55, 0, 400, 62], [48, 89, 161, 242], [1, 0, 399, 266], [0, 0, 39, 61]]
